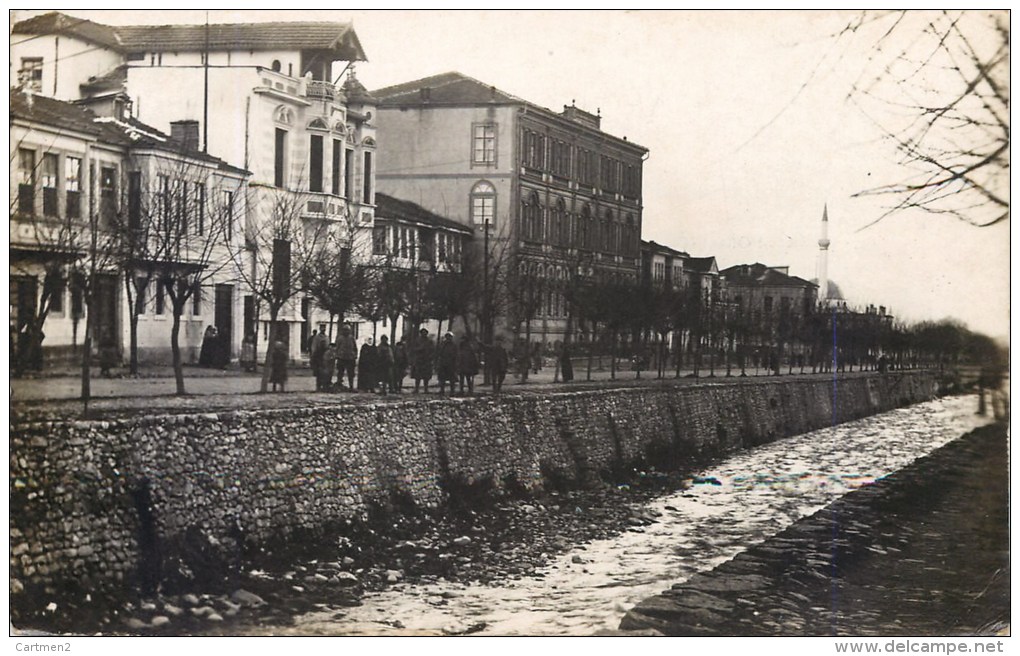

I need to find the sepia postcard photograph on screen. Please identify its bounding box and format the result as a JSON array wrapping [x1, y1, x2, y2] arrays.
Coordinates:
[[8, 7, 1010, 650]]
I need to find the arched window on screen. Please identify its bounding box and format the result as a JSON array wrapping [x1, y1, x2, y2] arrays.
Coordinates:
[[470, 180, 496, 227], [273, 105, 294, 126], [551, 198, 568, 247], [521, 191, 541, 242], [307, 118, 328, 131], [271, 60, 282, 72], [625, 214, 635, 255], [580, 204, 592, 250], [603, 209, 614, 252]]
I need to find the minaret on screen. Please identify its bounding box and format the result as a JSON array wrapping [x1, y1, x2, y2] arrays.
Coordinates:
[[817, 204, 830, 303]]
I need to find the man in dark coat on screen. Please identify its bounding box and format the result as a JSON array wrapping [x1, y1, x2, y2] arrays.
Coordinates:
[[411, 328, 434, 394], [457, 335, 480, 396], [335, 325, 358, 391], [392, 337, 408, 393], [309, 329, 328, 390], [376, 335, 393, 395], [436, 332, 458, 396], [270, 340, 288, 392], [489, 336, 510, 395]]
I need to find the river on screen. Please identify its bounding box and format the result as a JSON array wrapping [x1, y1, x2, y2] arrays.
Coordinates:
[[237, 394, 991, 636]]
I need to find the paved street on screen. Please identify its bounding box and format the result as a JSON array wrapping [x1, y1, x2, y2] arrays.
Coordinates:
[[9, 357, 808, 402]]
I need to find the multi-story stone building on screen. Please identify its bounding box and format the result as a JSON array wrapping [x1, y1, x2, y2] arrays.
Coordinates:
[[12, 12, 376, 359], [10, 88, 249, 370], [373, 71, 648, 344], [720, 262, 818, 320]]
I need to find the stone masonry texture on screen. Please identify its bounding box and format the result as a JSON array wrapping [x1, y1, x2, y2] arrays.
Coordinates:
[[9, 372, 937, 600]]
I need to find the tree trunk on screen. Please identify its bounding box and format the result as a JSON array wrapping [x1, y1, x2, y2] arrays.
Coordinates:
[[171, 306, 186, 395], [80, 309, 93, 416], [125, 275, 139, 375]]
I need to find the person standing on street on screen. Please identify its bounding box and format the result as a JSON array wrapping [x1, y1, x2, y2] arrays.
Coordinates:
[[457, 335, 480, 396], [393, 337, 409, 393], [436, 332, 458, 396], [309, 329, 328, 391], [270, 340, 288, 392], [335, 325, 358, 391], [376, 335, 394, 395], [411, 328, 435, 394]]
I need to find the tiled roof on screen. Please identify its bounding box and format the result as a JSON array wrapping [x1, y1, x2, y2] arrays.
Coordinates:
[[721, 263, 816, 289], [11, 89, 247, 175], [12, 12, 366, 60], [10, 88, 101, 136], [11, 12, 121, 49], [685, 256, 718, 274], [641, 240, 690, 259], [373, 71, 524, 106], [80, 65, 127, 93], [117, 22, 366, 59], [375, 193, 472, 234], [374, 71, 648, 152]]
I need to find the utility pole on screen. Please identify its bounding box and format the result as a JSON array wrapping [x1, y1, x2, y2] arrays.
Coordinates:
[[202, 12, 209, 153], [482, 217, 491, 384]]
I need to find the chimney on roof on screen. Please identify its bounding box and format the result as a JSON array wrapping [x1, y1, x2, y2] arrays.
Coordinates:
[[421, 86, 431, 103], [170, 120, 200, 152]]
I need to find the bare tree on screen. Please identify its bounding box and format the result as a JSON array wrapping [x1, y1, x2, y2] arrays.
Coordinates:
[[841, 10, 1009, 227], [227, 184, 333, 393], [120, 154, 240, 395]]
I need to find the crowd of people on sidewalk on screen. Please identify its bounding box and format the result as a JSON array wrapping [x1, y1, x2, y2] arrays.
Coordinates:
[[256, 324, 558, 397]]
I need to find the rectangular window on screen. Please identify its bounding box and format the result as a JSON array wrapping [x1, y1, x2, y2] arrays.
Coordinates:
[[135, 277, 147, 316], [158, 174, 171, 225], [764, 296, 773, 314], [438, 234, 447, 263], [42, 153, 59, 217], [70, 273, 84, 319], [195, 182, 206, 235], [128, 171, 142, 230], [372, 226, 387, 255], [178, 181, 189, 234], [62, 157, 80, 220], [331, 139, 342, 196], [344, 148, 355, 199], [363, 151, 373, 204], [20, 57, 43, 91], [155, 279, 165, 316], [192, 282, 202, 316], [472, 124, 496, 165], [309, 134, 323, 193], [18, 148, 35, 215], [47, 274, 65, 314], [472, 196, 494, 226], [274, 128, 287, 188], [100, 166, 117, 225], [223, 190, 234, 241]]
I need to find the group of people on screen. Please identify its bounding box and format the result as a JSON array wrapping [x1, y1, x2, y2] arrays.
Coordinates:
[[298, 325, 515, 397]]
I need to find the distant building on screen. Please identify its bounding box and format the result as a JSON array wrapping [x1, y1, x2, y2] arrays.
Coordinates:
[[720, 262, 818, 321], [369, 193, 473, 339], [640, 240, 686, 290], [373, 71, 648, 344], [10, 88, 249, 369], [12, 12, 376, 359]]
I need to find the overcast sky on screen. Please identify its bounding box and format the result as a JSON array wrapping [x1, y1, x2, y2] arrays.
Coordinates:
[[13, 9, 1010, 339]]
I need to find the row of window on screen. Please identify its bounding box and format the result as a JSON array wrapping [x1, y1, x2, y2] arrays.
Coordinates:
[[517, 262, 638, 319], [274, 129, 373, 204], [520, 128, 642, 197], [520, 194, 639, 256], [16, 148, 237, 240], [132, 278, 203, 317], [372, 224, 464, 264], [17, 148, 96, 220]]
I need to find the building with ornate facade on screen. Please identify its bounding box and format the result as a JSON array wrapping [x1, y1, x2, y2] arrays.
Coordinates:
[[373, 72, 648, 344], [12, 12, 376, 360], [10, 88, 250, 370]]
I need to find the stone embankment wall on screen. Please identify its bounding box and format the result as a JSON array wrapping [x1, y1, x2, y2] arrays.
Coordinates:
[[10, 373, 936, 598]]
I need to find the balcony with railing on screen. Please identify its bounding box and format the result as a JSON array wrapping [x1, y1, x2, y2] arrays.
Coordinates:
[[305, 80, 336, 101]]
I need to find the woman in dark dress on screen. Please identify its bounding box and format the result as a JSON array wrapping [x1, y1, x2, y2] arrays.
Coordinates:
[[357, 337, 377, 391]]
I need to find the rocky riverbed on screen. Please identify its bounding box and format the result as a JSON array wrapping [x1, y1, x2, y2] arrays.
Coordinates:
[[12, 394, 993, 636], [621, 422, 1009, 635]]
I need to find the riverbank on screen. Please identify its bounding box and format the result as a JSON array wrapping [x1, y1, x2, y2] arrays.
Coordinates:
[[620, 420, 1009, 636]]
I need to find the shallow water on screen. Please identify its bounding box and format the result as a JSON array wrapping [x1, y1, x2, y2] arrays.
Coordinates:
[[244, 395, 991, 636]]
